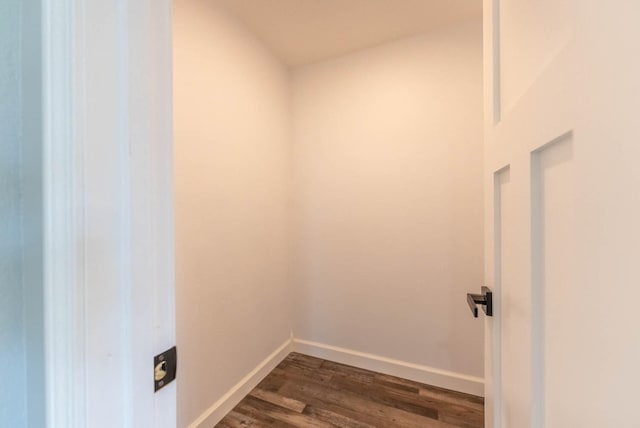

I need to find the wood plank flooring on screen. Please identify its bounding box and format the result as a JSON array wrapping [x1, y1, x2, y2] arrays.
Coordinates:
[[215, 353, 484, 428]]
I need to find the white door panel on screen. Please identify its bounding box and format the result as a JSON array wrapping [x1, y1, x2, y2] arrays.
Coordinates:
[[499, 0, 572, 114], [531, 134, 576, 427], [485, 1, 640, 427]]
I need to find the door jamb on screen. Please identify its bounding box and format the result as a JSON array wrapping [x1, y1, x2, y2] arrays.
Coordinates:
[[42, 0, 87, 426]]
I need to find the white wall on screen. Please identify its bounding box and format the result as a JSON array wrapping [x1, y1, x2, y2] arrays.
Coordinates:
[[292, 21, 484, 379], [21, 0, 44, 425], [173, 1, 293, 426], [0, 0, 44, 426], [0, 1, 27, 424]]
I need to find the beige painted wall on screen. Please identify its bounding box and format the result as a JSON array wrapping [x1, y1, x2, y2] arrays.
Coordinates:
[[174, 4, 484, 423], [173, 1, 292, 426], [292, 20, 484, 378]]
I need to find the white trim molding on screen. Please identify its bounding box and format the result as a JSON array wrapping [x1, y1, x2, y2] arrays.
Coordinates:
[[42, 0, 176, 426], [293, 339, 484, 397], [42, 0, 87, 426], [188, 338, 294, 428]]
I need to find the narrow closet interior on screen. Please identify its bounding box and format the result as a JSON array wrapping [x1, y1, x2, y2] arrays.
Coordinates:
[[173, 1, 484, 426]]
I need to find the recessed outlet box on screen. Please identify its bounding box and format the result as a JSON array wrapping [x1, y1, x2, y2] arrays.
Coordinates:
[[154, 346, 177, 392]]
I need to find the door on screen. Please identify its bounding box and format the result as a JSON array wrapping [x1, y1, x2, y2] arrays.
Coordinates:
[[483, 0, 640, 427]]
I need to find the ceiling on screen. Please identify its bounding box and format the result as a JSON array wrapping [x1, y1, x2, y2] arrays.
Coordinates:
[[212, 0, 483, 67]]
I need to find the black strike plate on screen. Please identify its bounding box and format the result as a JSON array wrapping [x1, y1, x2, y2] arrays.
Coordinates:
[[154, 346, 177, 392]]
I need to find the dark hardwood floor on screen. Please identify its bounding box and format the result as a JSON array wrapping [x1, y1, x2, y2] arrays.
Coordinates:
[[215, 353, 484, 427]]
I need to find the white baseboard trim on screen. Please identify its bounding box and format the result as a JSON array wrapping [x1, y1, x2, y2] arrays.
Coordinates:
[[292, 339, 484, 397], [189, 336, 483, 427], [188, 337, 293, 428]]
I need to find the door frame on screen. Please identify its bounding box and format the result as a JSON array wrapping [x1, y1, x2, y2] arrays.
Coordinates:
[[42, 0, 176, 426], [42, 1, 86, 425]]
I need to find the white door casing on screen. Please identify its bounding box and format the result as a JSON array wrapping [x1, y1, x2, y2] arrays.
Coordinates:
[[484, 1, 640, 427], [42, 0, 176, 427]]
